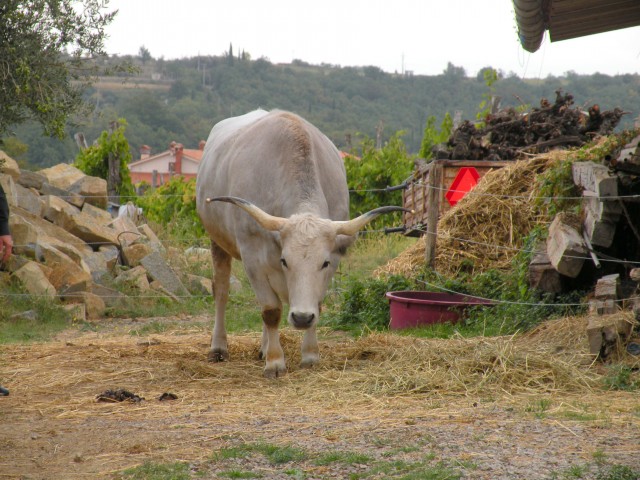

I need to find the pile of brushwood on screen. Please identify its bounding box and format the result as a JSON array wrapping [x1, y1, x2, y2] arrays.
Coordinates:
[[437, 90, 625, 161]]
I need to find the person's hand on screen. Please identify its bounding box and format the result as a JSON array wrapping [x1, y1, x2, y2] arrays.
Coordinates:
[[0, 234, 13, 264]]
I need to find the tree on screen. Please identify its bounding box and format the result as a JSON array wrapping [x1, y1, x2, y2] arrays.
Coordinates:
[[345, 132, 414, 229], [419, 113, 453, 160], [476, 67, 499, 125], [0, 0, 121, 139], [227, 43, 234, 66], [138, 45, 152, 64], [74, 119, 135, 201]]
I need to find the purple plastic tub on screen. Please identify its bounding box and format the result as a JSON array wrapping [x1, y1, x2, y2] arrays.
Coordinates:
[[385, 291, 494, 329]]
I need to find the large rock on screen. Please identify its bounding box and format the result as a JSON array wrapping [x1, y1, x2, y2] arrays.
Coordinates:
[[9, 214, 40, 257], [115, 265, 150, 291], [10, 206, 93, 256], [42, 245, 93, 294], [69, 175, 108, 208], [38, 163, 86, 190], [68, 213, 121, 248], [109, 215, 140, 247], [82, 202, 113, 224], [140, 251, 189, 297], [138, 223, 165, 253], [0, 174, 17, 207], [63, 291, 106, 320], [122, 243, 152, 267], [42, 194, 81, 225], [17, 170, 46, 190], [15, 184, 43, 216], [89, 283, 128, 309], [12, 261, 56, 298], [39, 182, 85, 208], [98, 245, 120, 271], [82, 250, 110, 283], [185, 274, 212, 295], [43, 201, 120, 248], [0, 151, 20, 180], [35, 238, 90, 273]]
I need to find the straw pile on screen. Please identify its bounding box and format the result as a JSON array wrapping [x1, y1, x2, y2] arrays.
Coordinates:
[[377, 151, 568, 278], [3, 322, 601, 418]]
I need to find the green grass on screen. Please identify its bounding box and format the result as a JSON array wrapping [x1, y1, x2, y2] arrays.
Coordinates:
[[117, 461, 191, 479], [212, 442, 308, 465], [550, 463, 640, 480], [352, 458, 462, 480], [217, 471, 261, 479], [525, 398, 553, 419], [0, 280, 71, 343], [603, 366, 640, 391], [116, 433, 640, 480], [314, 450, 373, 466]]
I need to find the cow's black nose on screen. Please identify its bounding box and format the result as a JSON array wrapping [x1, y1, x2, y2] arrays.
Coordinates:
[[291, 312, 315, 329]]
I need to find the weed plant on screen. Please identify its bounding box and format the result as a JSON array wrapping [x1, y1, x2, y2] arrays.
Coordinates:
[[325, 228, 587, 337], [0, 279, 70, 343]]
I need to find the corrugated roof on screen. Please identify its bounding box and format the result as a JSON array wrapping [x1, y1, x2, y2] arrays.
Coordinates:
[[514, 0, 640, 53]]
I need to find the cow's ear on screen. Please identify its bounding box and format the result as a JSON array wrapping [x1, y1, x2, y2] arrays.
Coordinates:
[[335, 234, 355, 255]]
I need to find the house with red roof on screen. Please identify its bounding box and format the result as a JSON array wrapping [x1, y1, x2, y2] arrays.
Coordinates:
[[129, 140, 205, 186]]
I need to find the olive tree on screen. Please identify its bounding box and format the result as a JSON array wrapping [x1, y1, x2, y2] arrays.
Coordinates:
[[0, 0, 122, 139]]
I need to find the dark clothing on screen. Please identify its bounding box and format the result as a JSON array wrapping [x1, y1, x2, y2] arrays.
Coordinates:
[[0, 183, 9, 236]]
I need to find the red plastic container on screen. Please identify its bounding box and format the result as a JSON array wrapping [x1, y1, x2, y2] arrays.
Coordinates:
[[385, 291, 494, 329]]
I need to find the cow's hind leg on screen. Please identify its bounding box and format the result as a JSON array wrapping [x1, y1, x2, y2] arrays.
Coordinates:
[[209, 242, 231, 362]]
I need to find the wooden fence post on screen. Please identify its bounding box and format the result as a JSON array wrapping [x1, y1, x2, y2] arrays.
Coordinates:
[[425, 162, 442, 267], [107, 120, 121, 205]]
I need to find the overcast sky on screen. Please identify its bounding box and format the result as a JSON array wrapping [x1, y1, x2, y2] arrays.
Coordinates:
[[104, 0, 640, 79]]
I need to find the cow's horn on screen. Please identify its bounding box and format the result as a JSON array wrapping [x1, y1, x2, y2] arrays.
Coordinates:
[[208, 196, 286, 231], [334, 206, 412, 236]]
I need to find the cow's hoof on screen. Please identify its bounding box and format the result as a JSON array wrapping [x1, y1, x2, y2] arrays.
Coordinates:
[[300, 356, 319, 368], [208, 349, 229, 362], [263, 364, 287, 378]]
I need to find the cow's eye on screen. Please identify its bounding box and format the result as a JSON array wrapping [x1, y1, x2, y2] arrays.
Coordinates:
[[280, 258, 288, 268], [321, 260, 330, 269]]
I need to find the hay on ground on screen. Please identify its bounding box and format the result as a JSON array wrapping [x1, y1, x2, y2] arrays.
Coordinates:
[[2, 318, 608, 421]]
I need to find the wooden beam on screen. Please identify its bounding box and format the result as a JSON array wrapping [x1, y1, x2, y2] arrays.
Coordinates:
[[424, 163, 442, 268]]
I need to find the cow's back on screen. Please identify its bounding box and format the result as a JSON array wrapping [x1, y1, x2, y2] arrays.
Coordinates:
[[196, 110, 349, 258]]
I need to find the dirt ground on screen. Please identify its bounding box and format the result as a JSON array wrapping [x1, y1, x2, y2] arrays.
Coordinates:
[[1, 315, 639, 480]]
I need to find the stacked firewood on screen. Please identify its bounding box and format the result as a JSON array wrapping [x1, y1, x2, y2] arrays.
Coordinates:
[[437, 90, 625, 161]]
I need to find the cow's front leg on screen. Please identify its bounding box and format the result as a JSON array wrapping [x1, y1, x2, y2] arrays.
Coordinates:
[[209, 243, 231, 362], [262, 307, 286, 378], [300, 325, 319, 368]]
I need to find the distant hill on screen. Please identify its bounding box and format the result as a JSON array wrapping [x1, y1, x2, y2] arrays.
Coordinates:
[[8, 54, 640, 168]]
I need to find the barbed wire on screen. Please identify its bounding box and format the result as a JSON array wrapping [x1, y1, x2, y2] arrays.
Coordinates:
[[408, 181, 640, 201], [6, 220, 640, 268], [5, 179, 640, 201], [406, 225, 640, 266]]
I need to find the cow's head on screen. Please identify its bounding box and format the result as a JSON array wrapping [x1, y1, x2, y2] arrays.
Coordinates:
[[207, 196, 407, 329]]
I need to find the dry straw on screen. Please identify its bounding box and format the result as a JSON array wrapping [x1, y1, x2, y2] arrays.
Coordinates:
[[3, 320, 602, 422], [377, 151, 570, 278]]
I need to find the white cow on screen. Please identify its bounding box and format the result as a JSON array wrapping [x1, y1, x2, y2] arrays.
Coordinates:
[[196, 109, 403, 377]]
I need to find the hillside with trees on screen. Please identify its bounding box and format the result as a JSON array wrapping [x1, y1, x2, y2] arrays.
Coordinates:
[[5, 49, 640, 168]]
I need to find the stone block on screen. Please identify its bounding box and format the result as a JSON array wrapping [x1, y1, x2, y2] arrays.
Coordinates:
[[12, 261, 56, 298], [140, 251, 189, 297], [122, 243, 152, 267]]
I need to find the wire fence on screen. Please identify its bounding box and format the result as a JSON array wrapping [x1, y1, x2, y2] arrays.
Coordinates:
[[3, 168, 639, 307]]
